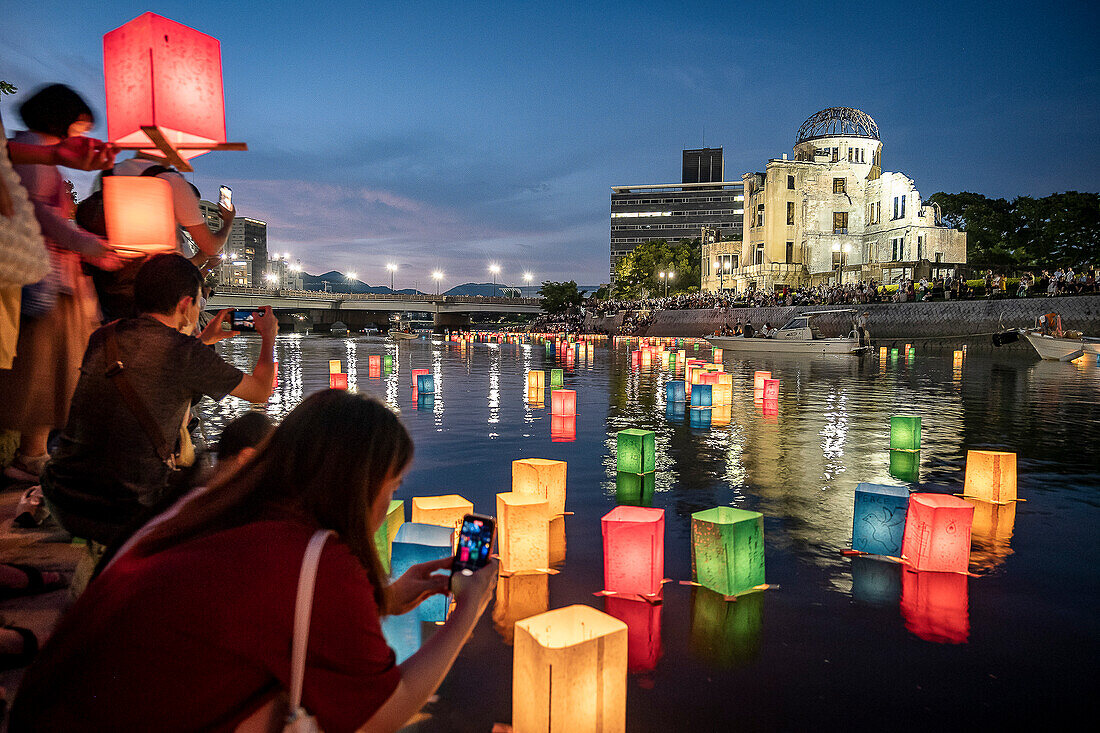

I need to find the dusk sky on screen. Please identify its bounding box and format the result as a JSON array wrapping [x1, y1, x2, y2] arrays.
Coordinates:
[[4, 1, 1097, 288]]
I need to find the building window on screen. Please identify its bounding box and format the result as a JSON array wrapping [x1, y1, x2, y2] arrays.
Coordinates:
[[876, 202, 881, 224], [893, 196, 899, 219], [917, 235, 924, 260], [754, 244, 764, 265], [833, 178, 846, 194], [900, 195, 906, 218], [891, 236, 903, 261], [833, 212, 848, 234], [786, 241, 794, 264], [787, 175, 795, 190], [756, 204, 764, 227], [935, 252, 943, 263], [786, 201, 795, 225], [831, 148, 839, 162]]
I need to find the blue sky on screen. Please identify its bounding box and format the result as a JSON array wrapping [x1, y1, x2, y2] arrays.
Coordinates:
[[4, 1, 1097, 287]]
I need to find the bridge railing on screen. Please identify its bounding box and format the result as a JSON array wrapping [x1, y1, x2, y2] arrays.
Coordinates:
[[212, 285, 539, 306]]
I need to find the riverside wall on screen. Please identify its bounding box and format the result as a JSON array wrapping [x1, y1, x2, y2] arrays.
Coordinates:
[[587, 295, 1100, 353]]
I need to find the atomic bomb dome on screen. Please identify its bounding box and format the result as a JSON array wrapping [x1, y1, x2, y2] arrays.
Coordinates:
[[796, 107, 879, 145]]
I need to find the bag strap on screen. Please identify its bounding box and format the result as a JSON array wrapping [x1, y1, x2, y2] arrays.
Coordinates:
[[103, 321, 176, 467], [288, 529, 332, 719]]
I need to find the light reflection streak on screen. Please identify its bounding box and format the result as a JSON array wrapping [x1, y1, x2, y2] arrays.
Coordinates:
[[345, 339, 357, 391]]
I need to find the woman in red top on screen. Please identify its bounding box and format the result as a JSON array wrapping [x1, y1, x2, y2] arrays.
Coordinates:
[[10, 390, 498, 731]]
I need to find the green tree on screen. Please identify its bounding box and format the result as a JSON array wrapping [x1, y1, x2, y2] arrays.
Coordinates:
[[0, 81, 17, 96], [930, 192, 1020, 268], [538, 280, 585, 314], [612, 238, 701, 298]]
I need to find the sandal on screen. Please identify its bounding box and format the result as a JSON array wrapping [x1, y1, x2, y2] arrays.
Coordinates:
[[0, 623, 38, 671], [0, 563, 67, 601]]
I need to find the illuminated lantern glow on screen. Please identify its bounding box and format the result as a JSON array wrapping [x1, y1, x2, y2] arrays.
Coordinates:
[[329, 372, 348, 390], [691, 506, 765, 597], [690, 384, 712, 408], [665, 380, 686, 403], [665, 401, 685, 423], [372, 499, 404, 574], [601, 506, 664, 597], [889, 449, 920, 482], [411, 494, 473, 535], [761, 399, 778, 417], [631, 350, 641, 368], [891, 348, 899, 359], [880, 346, 888, 359], [604, 595, 662, 673], [710, 374, 732, 406], [753, 371, 771, 392], [496, 492, 550, 574], [698, 371, 720, 390], [712, 348, 723, 361], [411, 368, 428, 387], [900, 568, 969, 644], [640, 349, 652, 368], [690, 586, 763, 669], [762, 378, 779, 401], [527, 387, 545, 406], [550, 415, 576, 442], [616, 429, 656, 475], [852, 483, 910, 556], [102, 176, 176, 255], [549, 516, 567, 567], [900, 493, 974, 573], [850, 555, 902, 606], [689, 407, 712, 429], [550, 389, 576, 417], [966, 498, 1016, 569], [962, 450, 1017, 504], [528, 370, 546, 391], [615, 471, 655, 507], [512, 458, 568, 516], [416, 373, 435, 394], [272, 360, 278, 390], [513, 605, 627, 733], [383, 354, 393, 371], [415, 393, 434, 410], [493, 572, 550, 645], [890, 415, 922, 450], [103, 13, 234, 169], [329, 359, 342, 374], [711, 405, 732, 427], [391, 522, 454, 622]]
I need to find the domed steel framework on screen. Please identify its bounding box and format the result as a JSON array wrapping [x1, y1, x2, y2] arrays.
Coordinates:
[[796, 107, 879, 145]]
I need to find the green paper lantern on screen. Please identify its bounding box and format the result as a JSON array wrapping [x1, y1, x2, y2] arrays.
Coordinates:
[[373, 499, 405, 574], [383, 354, 393, 371], [890, 415, 922, 450], [889, 449, 920, 483], [616, 429, 656, 474], [550, 368, 564, 389], [615, 471, 655, 507], [691, 506, 765, 596], [667, 352, 677, 369]]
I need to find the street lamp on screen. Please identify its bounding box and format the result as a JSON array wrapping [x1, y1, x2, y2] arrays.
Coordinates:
[[386, 262, 398, 292], [432, 270, 444, 296], [523, 271, 533, 298], [489, 263, 501, 295]]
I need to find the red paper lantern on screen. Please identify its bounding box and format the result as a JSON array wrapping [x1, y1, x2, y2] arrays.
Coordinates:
[[411, 368, 428, 387], [901, 494, 974, 573], [551, 389, 576, 417], [329, 372, 348, 390], [103, 13, 228, 165], [763, 378, 779, 401], [368, 355, 381, 379], [550, 415, 576, 442], [601, 506, 664, 597], [900, 568, 969, 644], [272, 360, 278, 389], [102, 176, 176, 255], [604, 595, 663, 673]]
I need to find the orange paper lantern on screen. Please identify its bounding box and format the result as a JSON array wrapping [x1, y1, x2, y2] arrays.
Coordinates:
[[329, 359, 342, 374], [513, 458, 567, 516], [963, 450, 1017, 503], [497, 492, 550, 574], [102, 176, 176, 254], [411, 494, 473, 534], [901, 494, 974, 573], [493, 572, 550, 645]]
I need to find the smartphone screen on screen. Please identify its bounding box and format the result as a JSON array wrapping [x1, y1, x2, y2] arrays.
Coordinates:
[[219, 185, 232, 209], [453, 514, 495, 576], [231, 309, 256, 331]]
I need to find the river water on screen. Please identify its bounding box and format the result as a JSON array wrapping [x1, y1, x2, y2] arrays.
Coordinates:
[[203, 334, 1098, 730]]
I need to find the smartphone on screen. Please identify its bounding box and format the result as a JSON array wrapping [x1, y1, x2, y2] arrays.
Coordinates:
[[452, 513, 495, 577], [219, 185, 232, 210], [231, 309, 256, 331]]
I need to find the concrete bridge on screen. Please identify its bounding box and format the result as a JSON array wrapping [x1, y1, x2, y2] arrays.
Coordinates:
[[206, 285, 542, 332]]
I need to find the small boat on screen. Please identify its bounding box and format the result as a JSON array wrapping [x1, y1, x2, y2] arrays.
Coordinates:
[[1004, 312, 1100, 361], [706, 310, 871, 355], [390, 329, 418, 341]]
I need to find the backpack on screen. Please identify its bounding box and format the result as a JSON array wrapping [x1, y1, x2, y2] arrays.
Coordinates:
[[74, 164, 172, 237]]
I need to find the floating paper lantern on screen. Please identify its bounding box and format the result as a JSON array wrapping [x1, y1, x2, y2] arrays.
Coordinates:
[[852, 483, 910, 556], [712, 348, 723, 361], [615, 471, 655, 507], [373, 499, 404, 574], [890, 415, 922, 450], [712, 374, 733, 406], [891, 348, 899, 359], [601, 506, 664, 597], [272, 360, 278, 390], [512, 458, 568, 516], [604, 595, 662, 673], [493, 572, 550, 645], [753, 371, 771, 392], [497, 492, 550, 574], [850, 555, 902, 606], [103, 13, 231, 167], [368, 355, 381, 380], [102, 176, 176, 254], [391, 522, 454, 621], [690, 586, 763, 669], [329, 359, 342, 374], [384, 354, 393, 371], [411, 494, 473, 534], [640, 349, 652, 368], [901, 493, 974, 573], [690, 384, 712, 408], [513, 605, 627, 733], [962, 450, 1017, 503], [631, 350, 641, 368], [329, 372, 348, 390], [762, 378, 779, 401], [550, 415, 576, 442], [889, 449, 920, 482], [953, 350, 963, 363], [411, 368, 428, 387], [689, 407, 712, 429], [416, 373, 435, 394], [880, 346, 888, 359], [691, 506, 765, 597], [550, 389, 576, 417], [665, 380, 686, 403], [616, 429, 655, 474], [900, 568, 969, 644], [528, 370, 545, 391]]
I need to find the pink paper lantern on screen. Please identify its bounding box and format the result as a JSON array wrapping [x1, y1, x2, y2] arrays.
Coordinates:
[[551, 389, 576, 417], [901, 494, 975, 573], [763, 378, 779, 401], [601, 506, 664, 597]]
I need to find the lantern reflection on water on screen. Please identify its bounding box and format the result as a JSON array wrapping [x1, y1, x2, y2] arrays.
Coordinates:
[[493, 572, 550, 645], [604, 595, 662, 673], [850, 555, 903, 606], [690, 586, 763, 668], [497, 492, 550, 574], [710, 405, 732, 427], [691, 507, 765, 597], [889, 449, 920, 482], [963, 450, 1017, 504], [372, 499, 404, 574], [513, 605, 627, 733], [890, 415, 922, 451], [901, 494, 974, 573], [615, 471, 655, 507], [550, 389, 576, 417], [550, 415, 576, 442], [689, 407, 712, 429], [391, 523, 454, 622], [411, 494, 473, 535], [967, 498, 1016, 569], [512, 458, 567, 516], [601, 506, 664, 597], [900, 568, 969, 644], [664, 402, 686, 423], [616, 429, 656, 475], [852, 483, 910, 556], [102, 176, 176, 255], [527, 387, 545, 406]]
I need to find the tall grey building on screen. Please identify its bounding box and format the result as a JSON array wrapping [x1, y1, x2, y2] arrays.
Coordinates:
[[682, 147, 724, 185], [199, 201, 268, 286]]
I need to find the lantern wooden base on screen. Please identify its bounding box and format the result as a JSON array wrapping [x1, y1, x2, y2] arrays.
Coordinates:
[[112, 125, 248, 172]]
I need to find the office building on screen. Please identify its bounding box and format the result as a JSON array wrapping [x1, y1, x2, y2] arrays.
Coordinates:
[[199, 201, 269, 286]]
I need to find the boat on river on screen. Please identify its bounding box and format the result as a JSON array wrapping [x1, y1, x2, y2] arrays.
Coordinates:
[[706, 310, 871, 355], [390, 329, 418, 341], [996, 312, 1100, 361]]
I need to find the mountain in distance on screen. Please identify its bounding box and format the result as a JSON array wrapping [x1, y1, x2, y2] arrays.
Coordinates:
[[302, 273, 598, 298]]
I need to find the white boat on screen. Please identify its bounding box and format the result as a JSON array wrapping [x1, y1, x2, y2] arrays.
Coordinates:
[[1022, 331, 1100, 361], [706, 310, 871, 355], [390, 330, 418, 341]]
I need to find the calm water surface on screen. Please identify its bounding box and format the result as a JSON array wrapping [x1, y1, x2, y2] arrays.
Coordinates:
[[204, 334, 1100, 731]]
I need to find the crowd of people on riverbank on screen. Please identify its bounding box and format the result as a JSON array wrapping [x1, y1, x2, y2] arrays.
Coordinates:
[[1, 84, 494, 729]]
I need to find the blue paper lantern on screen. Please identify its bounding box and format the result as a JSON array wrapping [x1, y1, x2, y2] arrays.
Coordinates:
[[666, 380, 686, 403], [416, 373, 435, 394], [852, 482, 910, 556], [391, 522, 453, 622], [850, 555, 902, 606], [381, 610, 422, 664], [690, 384, 712, 408]]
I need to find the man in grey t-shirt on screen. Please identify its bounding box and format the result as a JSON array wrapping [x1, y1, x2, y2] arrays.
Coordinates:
[[43, 254, 277, 545]]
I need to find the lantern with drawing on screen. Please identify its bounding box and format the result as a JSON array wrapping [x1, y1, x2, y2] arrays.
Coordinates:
[[102, 176, 176, 255], [513, 605, 627, 733], [852, 483, 909, 556], [900, 494, 974, 573], [691, 507, 765, 597], [601, 506, 664, 597], [616, 429, 655, 475], [762, 378, 779, 402], [962, 450, 1017, 504], [890, 415, 922, 451], [497, 492, 550, 574], [513, 458, 567, 516]]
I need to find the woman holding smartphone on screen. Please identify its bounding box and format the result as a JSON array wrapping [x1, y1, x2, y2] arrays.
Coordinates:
[[10, 391, 498, 732]]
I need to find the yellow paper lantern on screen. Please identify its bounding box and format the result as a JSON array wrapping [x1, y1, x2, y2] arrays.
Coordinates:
[[411, 494, 473, 534], [712, 373, 733, 406], [528, 370, 546, 391], [512, 458, 568, 516], [513, 605, 628, 733], [329, 359, 342, 374], [497, 492, 550, 574], [550, 516, 567, 567], [493, 572, 550, 644], [963, 450, 1017, 503]]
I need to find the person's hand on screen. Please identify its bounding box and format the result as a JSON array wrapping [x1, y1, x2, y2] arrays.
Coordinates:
[[449, 557, 498, 617], [84, 248, 124, 272], [200, 308, 238, 345], [387, 557, 452, 617], [254, 306, 278, 340], [52, 137, 117, 171], [218, 202, 235, 228]]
